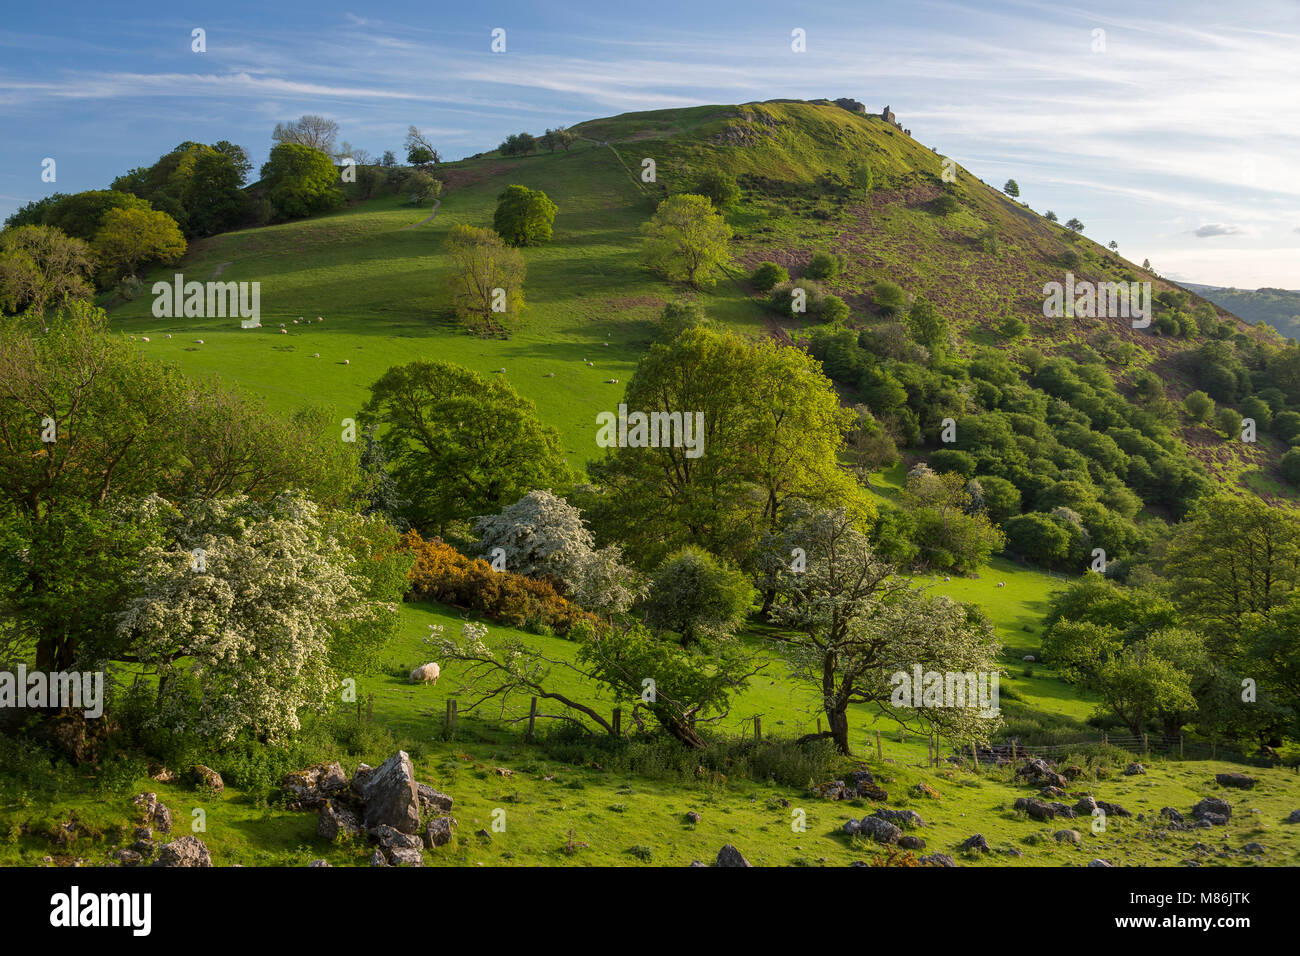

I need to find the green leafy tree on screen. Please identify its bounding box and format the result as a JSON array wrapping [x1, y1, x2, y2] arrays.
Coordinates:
[[444, 224, 526, 336], [1003, 179, 1020, 198], [91, 206, 186, 279], [1183, 390, 1215, 422], [751, 262, 788, 293], [644, 546, 754, 647], [872, 281, 907, 318], [692, 170, 740, 211], [1164, 495, 1300, 644], [0, 225, 94, 315], [493, 185, 558, 246], [260, 143, 345, 220], [359, 360, 572, 535], [640, 194, 732, 289], [906, 296, 949, 352], [805, 251, 842, 280]]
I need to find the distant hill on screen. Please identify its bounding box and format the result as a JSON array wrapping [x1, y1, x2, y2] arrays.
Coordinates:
[[1179, 282, 1300, 340]]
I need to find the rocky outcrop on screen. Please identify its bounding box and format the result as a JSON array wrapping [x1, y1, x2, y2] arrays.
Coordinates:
[[152, 836, 212, 867], [361, 751, 420, 835], [715, 844, 752, 867], [283, 761, 349, 809]]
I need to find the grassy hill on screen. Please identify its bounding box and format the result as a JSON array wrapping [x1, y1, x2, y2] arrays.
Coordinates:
[[12, 98, 1291, 869], [1180, 282, 1300, 342]]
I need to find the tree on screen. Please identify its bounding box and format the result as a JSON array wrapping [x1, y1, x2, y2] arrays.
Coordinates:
[[805, 251, 842, 280], [0, 303, 362, 675], [769, 503, 999, 753], [444, 224, 526, 336], [1213, 406, 1240, 436], [92, 207, 186, 279], [1065, 217, 1084, 232], [1108, 240, 1119, 251], [640, 194, 732, 289], [751, 262, 788, 293], [403, 126, 440, 166], [259, 143, 345, 220], [546, 126, 574, 152], [873, 281, 907, 318], [692, 170, 740, 211], [1164, 495, 1300, 643], [493, 184, 558, 246], [644, 547, 754, 647], [1045, 210, 1058, 222], [404, 169, 441, 206], [1003, 179, 1020, 198], [0, 225, 94, 315], [5, 190, 154, 242], [1005, 512, 1072, 566], [1281, 448, 1300, 487], [499, 132, 537, 156], [472, 489, 601, 592], [113, 493, 402, 744], [1183, 390, 1215, 422], [381, 150, 397, 168], [272, 114, 339, 155], [903, 468, 1005, 572], [585, 327, 873, 574], [187, 149, 249, 236], [907, 296, 949, 352], [359, 360, 572, 534]]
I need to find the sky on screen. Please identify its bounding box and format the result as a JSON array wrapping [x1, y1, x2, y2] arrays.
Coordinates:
[[0, 0, 1296, 289]]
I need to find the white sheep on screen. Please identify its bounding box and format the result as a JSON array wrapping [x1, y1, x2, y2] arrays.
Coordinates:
[[409, 662, 441, 685], [997, 582, 1006, 587]]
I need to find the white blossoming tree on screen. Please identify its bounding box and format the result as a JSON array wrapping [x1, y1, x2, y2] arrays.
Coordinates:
[[115, 493, 397, 744], [473, 489, 643, 615]]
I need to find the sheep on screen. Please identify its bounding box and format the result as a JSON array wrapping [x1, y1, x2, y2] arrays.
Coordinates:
[[1023, 655, 1036, 662], [141, 336, 150, 342], [409, 662, 441, 685], [997, 582, 1006, 587], [195, 339, 204, 345], [343, 359, 350, 365], [313, 352, 320, 358], [280, 328, 288, 334], [166, 334, 172, 339]]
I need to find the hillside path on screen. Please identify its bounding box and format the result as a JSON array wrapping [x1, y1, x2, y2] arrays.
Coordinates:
[[403, 199, 442, 230]]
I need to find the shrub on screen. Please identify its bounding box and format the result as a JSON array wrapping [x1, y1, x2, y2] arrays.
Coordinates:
[[769, 279, 825, 317], [928, 448, 976, 478], [820, 294, 850, 324], [1183, 390, 1214, 422], [804, 251, 843, 280], [751, 261, 789, 293], [872, 281, 907, 318], [402, 532, 599, 635], [1281, 448, 1300, 487], [693, 170, 741, 211]]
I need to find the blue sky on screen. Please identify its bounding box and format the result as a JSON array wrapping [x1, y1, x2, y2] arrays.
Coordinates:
[[1, 0, 1296, 287]]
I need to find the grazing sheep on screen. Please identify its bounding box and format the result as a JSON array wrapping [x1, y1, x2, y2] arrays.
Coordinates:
[[280, 328, 288, 334], [317, 316, 323, 321], [313, 352, 320, 358], [166, 334, 172, 339], [605, 378, 619, 384], [141, 336, 150, 342], [343, 359, 350, 365], [997, 582, 1006, 587], [1023, 655, 1036, 662], [195, 339, 204, 345], [409, 662, 440, 685]]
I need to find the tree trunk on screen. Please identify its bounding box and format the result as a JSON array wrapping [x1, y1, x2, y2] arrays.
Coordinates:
[[829, 707, 851, 755]]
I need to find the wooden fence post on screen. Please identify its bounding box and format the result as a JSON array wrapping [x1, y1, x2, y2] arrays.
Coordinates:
[[971, 741, 979, 771], [754, 716, 762, 742], [444, 699, 457, 739], [875, 729, 882, 760], [526, 696, 538, 742], [1142, 732, 1149, 755], [1179, 734, 1184, 760]]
